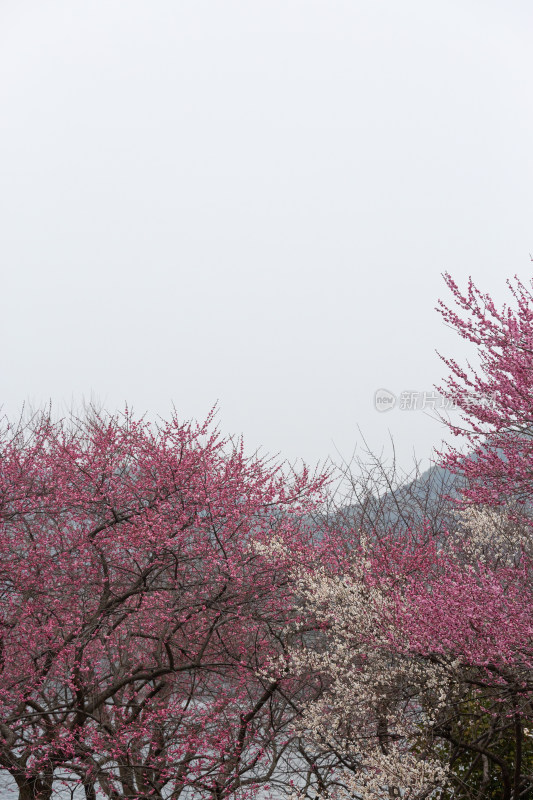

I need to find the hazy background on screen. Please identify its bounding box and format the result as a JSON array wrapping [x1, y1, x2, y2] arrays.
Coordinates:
[[1, 0, 532, 476]]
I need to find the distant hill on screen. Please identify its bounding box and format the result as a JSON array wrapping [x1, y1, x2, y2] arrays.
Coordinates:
[[330, 462, 464, 535]]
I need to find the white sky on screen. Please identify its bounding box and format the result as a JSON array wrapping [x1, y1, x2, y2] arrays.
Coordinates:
[[1, 0, 532, 476]]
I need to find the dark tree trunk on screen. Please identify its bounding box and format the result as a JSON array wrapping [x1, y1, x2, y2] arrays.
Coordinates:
[[84, 779, 97, 800], [14, 774, 54, 800]]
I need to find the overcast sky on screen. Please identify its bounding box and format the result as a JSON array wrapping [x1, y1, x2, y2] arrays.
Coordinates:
[[1, 0, 532, 476]]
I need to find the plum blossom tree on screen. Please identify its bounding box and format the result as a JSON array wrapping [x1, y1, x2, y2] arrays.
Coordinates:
[[286, 274, 533, 800], [435, 272, 533, 512], [5, 273, 533, 800], [0, 406, 340, 800], [287, 513, 533, 799]]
